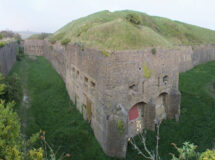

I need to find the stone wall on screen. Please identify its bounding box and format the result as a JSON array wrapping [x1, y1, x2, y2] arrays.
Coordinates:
[[0, 42, 17, 75], [24, 39, 215, 158]]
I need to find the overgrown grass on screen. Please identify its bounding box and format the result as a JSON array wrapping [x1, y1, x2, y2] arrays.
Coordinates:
[[9, 56, 112, 160], [9, 57, 215, 160], [48, 10, 215, 50]]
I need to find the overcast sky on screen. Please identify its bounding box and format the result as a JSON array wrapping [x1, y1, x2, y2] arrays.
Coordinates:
[[0, 0, 214, 33]]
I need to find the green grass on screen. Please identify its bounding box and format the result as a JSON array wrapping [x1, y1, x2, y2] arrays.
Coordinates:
[[9, 56, 215, 160], [9, 56, 112, 160], [48, 10, 215, 50]]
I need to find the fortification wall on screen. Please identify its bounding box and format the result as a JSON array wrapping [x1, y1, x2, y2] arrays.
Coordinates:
[[0, 42, 17, 75], [24, 39, 215, 158]]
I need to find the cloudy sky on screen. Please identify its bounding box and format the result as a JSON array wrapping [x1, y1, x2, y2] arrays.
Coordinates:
[[0, 0, 214, 33]]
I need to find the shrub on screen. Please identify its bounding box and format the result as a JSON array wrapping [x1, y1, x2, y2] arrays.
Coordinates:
[[0, 34, 2, 40], [49, 38, 57, 44], [170, 142, 199, 160], [3, 73, 22, 103], [126, 13, 142, 25], [0, 41, 6, 48], [61, 38, 71, 46], [152, 48, 156, 55], [199, 149, 215, 160]]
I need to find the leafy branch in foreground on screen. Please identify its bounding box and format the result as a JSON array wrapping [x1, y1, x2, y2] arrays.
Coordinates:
[[129, 119, 162, 160]]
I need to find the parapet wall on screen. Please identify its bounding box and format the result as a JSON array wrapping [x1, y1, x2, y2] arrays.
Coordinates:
[[0, 42, 17, 75]]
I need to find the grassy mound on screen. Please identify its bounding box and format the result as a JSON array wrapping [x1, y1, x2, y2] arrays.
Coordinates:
[[48, 10, 215, 50]]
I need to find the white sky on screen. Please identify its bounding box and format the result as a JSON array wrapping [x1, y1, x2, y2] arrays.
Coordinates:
[[0, 0, 214, 33]]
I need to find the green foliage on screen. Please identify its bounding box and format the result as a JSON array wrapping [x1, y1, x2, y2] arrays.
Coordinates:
[[100, 50, 110, 57], [126, 13, 142, 25], [117, 120, 125, 136], [16, 46, 24, 61], [0, 100, 22, 160], [199, 149, 215, 160], [2, 73, 22, 103], [151, 47, 156, 54], [61, 38, 71, 46], [0, 41, 6, 48], [0, 34, 2, 39], [143, 63, 152, 78], [170, 142, 199, 160]]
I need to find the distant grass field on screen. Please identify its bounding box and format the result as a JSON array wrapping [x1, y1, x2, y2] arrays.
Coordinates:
[[48, 10, 215, 50], [9, 57, 215, 160]]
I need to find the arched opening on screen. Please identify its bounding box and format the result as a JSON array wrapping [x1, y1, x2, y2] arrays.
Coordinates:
[[128, 102, 145, 137], [156, 93, 168, 121]]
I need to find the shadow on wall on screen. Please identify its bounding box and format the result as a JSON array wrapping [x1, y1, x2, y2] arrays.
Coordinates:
[[0, 42, 17, 75]]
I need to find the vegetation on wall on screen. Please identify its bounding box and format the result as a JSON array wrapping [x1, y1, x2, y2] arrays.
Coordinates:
[[61, 38, 71, 46], [143, 64, 152, 78], [0, 41, 6, 48], [28, 33, 51, 40], [100, 50, 110, 57], [117, 120, 125, 136], [0, 34, 2, 40], [151, 48, 156, 55]]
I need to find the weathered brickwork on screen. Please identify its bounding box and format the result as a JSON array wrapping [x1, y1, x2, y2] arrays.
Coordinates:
[[24, 39, 215, 158], [0, 42, 17, 75]]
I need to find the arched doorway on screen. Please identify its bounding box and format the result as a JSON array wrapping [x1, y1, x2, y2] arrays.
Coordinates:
[[128, 102, 145, 137], [156, 93, 168, 121]]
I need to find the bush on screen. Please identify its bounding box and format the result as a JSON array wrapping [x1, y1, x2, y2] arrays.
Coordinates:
[[0, 34, 2, 40], [126, 13, 142, 25], [61, 38, 71, 46], [0, 41, 6, 48], [170, 142, 199, 160], [199, 149, 215, 160], [3, 73, 22, 103], [152, 48, 156, 55]]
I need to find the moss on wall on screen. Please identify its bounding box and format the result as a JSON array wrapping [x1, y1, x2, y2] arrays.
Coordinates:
[[117, 120, 125, 136], [143, 63, 152, 78]]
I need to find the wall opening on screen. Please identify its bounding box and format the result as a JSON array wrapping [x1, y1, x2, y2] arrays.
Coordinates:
[[163, 75, 168, 85], [128, 102, 145, 137], [156, 93, 168, 121]]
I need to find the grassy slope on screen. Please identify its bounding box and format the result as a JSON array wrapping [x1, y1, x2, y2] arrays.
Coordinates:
[[9, 57, 215, 160], [9, 57, 111, 160], [48, 10, 215, 50]]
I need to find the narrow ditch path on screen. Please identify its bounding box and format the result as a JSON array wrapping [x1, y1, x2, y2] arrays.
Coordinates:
[[19, 57, 33, 140]]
